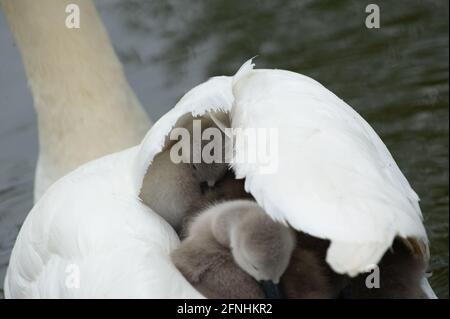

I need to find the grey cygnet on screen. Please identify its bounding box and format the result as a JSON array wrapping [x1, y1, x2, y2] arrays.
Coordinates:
[[140, 116, 229, 231], [172, 200, 296, 298]]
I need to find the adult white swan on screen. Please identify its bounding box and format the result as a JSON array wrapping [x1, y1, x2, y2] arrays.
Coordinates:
[[4, 60, 436, 298], [0, 0, 151, 202]]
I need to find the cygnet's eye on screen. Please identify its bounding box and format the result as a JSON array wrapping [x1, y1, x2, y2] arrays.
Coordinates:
[[251, 264, 259, 271]]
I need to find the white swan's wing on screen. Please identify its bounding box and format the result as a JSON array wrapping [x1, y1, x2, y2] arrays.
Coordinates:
[[5, 148, 202, 298], [231, 68, 428, 276]]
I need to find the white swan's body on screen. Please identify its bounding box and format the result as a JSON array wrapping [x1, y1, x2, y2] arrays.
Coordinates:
[[4, 60, 436, 298], [1, 0, 151, 202], [5, 147, 201, 298]]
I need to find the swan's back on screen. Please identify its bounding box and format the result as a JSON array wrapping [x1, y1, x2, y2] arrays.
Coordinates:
[[4, 148, 202, 298]]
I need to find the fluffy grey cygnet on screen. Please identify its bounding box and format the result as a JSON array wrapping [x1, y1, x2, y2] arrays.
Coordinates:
[[140, 116, 230, 231], [171, 200, 296, 298]]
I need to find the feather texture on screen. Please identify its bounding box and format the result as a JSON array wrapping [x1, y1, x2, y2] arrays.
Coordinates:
[[5, 148, 202, 298], [231, 69, 428, 276]]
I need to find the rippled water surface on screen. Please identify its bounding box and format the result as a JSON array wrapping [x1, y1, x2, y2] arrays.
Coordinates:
[[0, 0, 448, 298]]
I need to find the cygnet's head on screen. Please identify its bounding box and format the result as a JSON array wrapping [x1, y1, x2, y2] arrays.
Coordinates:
[[229, 205, 296, 298], [191, 162, 229, 189]]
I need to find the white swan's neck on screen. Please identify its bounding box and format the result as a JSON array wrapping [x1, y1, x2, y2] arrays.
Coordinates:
[[1, 0, 151, 199]]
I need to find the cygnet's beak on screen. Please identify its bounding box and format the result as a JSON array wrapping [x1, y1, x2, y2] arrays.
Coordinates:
[[260, 280, 282, 299]]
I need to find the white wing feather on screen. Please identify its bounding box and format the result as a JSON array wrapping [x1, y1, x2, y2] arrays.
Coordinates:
[[231, 68, 428, 276]]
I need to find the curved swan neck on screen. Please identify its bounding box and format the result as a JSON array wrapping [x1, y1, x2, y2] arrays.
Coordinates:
[[1, 0, 133, 111], [1, 0, 151, 199]]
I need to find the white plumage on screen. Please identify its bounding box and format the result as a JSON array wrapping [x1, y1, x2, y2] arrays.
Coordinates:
[[5, 148, 202, 298], [230, 66, 428, 276], [4, 60, 434, 298]]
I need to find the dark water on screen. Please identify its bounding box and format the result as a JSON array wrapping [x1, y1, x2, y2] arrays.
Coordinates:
[[0, 0, 448, 298]]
